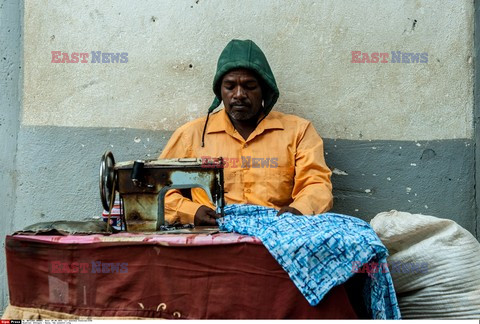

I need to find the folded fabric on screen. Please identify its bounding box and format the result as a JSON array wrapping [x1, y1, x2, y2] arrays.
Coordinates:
[[217, 204, 401, 320]]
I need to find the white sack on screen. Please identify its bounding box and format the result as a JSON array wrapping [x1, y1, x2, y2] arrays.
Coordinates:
[[370, 210, 480, 319]]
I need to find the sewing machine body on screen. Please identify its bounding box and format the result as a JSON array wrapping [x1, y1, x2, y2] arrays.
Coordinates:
[[100, 152, 225, 232]]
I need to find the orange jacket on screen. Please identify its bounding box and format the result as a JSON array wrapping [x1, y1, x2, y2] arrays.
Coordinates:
[[159, 108, 333, 224]]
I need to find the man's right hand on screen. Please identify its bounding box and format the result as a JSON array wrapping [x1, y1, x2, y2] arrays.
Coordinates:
[[194, 205, 221, 226]]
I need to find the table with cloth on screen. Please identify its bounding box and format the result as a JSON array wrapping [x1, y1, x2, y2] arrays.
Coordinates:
[[4, 232, 358, 319], [3, 204, 401, 319]]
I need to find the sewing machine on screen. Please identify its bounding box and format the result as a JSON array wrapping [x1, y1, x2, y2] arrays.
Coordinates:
[[99, 151, 225, 232]]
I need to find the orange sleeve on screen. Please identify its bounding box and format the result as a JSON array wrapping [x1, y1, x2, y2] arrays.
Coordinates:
[[159, 128, 202, 224], [289, 122, 333, 215]]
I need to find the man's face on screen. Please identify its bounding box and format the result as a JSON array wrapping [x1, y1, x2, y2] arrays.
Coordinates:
[[221, 69, 263, 122]]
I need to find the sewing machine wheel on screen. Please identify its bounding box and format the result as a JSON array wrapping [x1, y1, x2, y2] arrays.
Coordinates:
[[100, 151, 116, 211]]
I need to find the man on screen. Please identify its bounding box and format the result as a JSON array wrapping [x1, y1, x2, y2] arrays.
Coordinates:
[[160, 39, 333, 225]]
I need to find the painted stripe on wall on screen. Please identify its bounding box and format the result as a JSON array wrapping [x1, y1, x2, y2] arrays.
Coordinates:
[[13, 126, 477, 238]]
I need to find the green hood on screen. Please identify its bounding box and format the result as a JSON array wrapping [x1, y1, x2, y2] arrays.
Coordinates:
[[208, 39, 279, 116]]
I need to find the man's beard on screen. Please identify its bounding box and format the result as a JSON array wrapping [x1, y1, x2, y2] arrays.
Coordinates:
[[227, 102, 263, 122], [228, 109, 259, 121]]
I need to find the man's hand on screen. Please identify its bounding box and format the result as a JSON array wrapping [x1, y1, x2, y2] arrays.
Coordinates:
[[194, 205, 221, 226], [276, 206, 303, 216]]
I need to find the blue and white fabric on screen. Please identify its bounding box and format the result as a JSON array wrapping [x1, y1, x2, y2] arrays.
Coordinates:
[[217, 204, 401, 319]]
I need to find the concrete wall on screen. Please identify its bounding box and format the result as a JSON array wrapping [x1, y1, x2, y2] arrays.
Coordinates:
[[474, 0, 480, 249], [23, 1, 474, 140], [0, 0, 22, 314], [1, 0, 478, 313]]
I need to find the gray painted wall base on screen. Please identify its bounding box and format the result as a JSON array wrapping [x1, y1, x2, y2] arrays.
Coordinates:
[[13, 126, 477, 239], [327, 139, 475, 234]]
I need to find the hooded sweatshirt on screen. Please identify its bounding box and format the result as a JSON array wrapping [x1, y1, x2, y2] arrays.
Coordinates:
[[208, 39, 279, 114], [201, 39, 280, 147]]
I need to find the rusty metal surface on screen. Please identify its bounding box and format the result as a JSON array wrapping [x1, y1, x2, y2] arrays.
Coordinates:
[[116, 157, 204, 168], [117, 167, 221, 194], [111, 157, 225, 232], [17, 220, 110, 235]]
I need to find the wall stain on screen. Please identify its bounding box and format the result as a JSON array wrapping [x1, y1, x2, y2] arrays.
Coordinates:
[[80, 80, 98, 90], [420, 149, 436, 160], [412, 19, 417, 31]]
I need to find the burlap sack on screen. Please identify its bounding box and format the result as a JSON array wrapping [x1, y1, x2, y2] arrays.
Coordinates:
[[370, 210, 480, 319]]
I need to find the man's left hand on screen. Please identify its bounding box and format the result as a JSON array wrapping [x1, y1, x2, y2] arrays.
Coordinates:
[[276, 206, 303, 216]]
